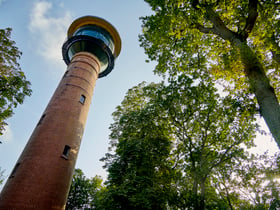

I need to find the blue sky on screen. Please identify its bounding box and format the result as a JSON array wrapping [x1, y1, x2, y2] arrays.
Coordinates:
[[0, 0, 161, 183], [0, 0, 278, 188]]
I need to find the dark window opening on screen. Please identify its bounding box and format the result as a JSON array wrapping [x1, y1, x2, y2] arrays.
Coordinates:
[[63, 70, 69, 78], [79, 95, 86, 104], [9, 163, 20, 178], [61, 145, 71, 159], [37, 114, 46, 126]]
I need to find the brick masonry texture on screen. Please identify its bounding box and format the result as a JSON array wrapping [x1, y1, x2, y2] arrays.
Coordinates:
[[0, 52, 100, 210]]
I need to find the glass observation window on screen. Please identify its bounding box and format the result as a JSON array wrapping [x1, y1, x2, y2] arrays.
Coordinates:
[[73, 25, 115, 52], [67, 40, 109, 72]]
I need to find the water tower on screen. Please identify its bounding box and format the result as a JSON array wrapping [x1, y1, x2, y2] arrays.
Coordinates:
[[0, 16, 121, 210]]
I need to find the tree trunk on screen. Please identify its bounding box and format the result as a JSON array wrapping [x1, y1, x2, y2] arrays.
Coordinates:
[[199, 179, 206, 210], [193, 178, 199, 210], [237, 41, 280, 147], [203, 6, 280, 147]]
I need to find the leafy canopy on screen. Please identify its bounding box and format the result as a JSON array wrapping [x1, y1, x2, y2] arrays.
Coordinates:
[[140, 0, 280, 146], [101, 69, 263, 209], [66, 169, 104, 210], [0, 28, 31, 135], [140, 0, 280, 93]]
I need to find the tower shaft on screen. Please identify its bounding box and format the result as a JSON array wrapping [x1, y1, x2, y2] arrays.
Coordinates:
[[0, 52, 100, 210]]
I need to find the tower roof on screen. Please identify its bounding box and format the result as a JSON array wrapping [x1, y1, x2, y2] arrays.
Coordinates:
[[67, 16, 121, 58]]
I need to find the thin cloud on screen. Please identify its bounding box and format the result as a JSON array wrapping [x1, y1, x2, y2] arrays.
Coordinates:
[[28, 1, 72, 69], [0, 0, 6, 6]]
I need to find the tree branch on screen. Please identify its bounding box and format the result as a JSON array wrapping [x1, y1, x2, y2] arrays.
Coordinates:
[[242, 0, 258, 39], [209, 136, 243, 171], [191, 2, 243, 45], [204, 6, 240, 43], [195, 24, 214, 34]]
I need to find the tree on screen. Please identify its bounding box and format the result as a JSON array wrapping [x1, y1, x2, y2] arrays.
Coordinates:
[[213, 152, 280, 209], [154, 73, 259, 209], [100, 82, 177, 209], [140, 0, 280, 147], [102, 71, 266, 209], [66, 169, 104, 210], [0, 28, 31, 135]]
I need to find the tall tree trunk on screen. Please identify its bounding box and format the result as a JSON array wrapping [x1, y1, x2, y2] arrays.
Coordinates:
[[200, 179, 206, 210], [193, 178, 199, 210], [201, 4, 280, 147], [237, 41, 280, 147]]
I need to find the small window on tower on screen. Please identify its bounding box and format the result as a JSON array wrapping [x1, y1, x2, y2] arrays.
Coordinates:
[[37, 114, 46, 126], [79, 95, 86, 104], [61, 145, 71, 160], [9, 163, 20, 178], [63, 70, 69, 78]]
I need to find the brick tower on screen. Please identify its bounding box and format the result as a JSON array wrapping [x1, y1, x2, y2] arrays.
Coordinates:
[[0, 16, 121, 210]]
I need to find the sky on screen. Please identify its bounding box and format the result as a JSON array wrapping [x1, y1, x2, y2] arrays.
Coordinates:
[[0, 0, 161, 185], [0, 0, 279, 188]]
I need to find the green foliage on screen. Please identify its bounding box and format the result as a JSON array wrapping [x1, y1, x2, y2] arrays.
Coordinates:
[[0, 28, 31, 135], [140, 0, 280, 146], [66, 74, 280, 209], [99, 70, 280, 209], [153, 73, 258, 209], [66, 169, 104, 210], [100, 82, 176, 209], [140, 0, 279, 86], [0, 167, 5, 187]]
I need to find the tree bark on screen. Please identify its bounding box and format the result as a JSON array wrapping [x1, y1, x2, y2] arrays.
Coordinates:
[[202, 6, 280, 147], [237, 41, 280, 147], [193, 177, 199, 210], [199, 179, 206, 210]]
